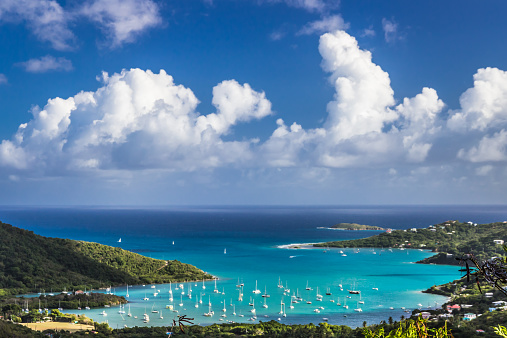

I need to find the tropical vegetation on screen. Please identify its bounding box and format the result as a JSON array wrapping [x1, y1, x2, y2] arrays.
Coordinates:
[[0, 220, 212, 296]]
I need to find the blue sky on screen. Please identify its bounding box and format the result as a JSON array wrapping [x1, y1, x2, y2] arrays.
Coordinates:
[[1, 0, 507, 205]]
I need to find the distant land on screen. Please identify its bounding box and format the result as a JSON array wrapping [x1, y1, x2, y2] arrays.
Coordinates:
[[0, 221, 212, 296], [321, 222, 385, 231], [315, 220, 507, 266]]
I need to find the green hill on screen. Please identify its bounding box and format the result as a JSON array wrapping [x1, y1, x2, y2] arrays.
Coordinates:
[[0, 221, 212, 296], [315, 220, 507, 265]]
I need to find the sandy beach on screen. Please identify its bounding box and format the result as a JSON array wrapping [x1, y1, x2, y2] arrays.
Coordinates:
[[21, 322, 94, 333]]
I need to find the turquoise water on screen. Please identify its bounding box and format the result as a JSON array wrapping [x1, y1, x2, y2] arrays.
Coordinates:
[[4, 205, 507, 328]]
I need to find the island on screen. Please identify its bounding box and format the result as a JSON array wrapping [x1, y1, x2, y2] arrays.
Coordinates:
[[326, 222, 385, 230]]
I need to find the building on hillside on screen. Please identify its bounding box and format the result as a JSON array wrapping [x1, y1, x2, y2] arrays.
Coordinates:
[[463, 313, 477, 321], [493, 239, 504, 245], [420, 312, 431, 319], [446, 304, 461, 312]]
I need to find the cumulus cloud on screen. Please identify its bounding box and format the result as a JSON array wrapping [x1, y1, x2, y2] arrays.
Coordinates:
[[0, 69, 273, 174], [382, 18, 399, 43], [458, 130, 507, 163], [319, 30, 397, 141], [18, 55, 73, 73], [80, 0, 162, 47], [0, 74, 7, 84], [297, 15, 349, 35], [263, 30, 444, 168], [448, 68, 507, 132], [0, 0, 75, 50]]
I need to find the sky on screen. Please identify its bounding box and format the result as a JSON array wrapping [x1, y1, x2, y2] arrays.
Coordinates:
[[1, 0, 507, 205]]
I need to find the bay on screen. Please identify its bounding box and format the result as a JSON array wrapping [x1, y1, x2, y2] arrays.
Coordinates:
[[3, 205, 507, 329]]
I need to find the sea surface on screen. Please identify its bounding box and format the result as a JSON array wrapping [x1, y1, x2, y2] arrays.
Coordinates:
[[2, 205, 507, 329]]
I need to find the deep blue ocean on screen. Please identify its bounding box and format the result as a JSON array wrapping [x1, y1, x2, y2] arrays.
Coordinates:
[[2, 205, 506, 329]]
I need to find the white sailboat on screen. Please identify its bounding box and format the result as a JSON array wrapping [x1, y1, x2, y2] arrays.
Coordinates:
[[359, 293, 364, 304], [126, 284, 129, 298], [214, 278, 220, 293], [203, 303, 214, 317], [127, 304, 132, 317], [262, 285, 270, 298], [118, 238, 121, 243], [224, 248, 226, 254], [222, 300, 227, 313], [202, 278, 206, 290], [263, 296, 268, 309], [305, 281, 311, 290], [252, 280, 261, 294], [354, 302, 363, 312], [195, 295, 199, 308], [277, 277, 284, 288], [316, 287, 323, 301]]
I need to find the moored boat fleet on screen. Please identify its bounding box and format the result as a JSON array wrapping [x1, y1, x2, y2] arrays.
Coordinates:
[[81, 276, 439, 327]]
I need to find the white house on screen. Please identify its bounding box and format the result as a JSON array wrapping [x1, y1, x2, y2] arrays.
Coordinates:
[[493, 239, 504, 245], [463, 313, 477, 321]]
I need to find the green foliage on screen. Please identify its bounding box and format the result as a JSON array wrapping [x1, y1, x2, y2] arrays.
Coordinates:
[[0, 220, 212, 296], [494, 325, 507, 338]]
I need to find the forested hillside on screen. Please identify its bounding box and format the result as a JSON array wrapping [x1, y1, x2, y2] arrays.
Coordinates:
[[0, 221, 212, 296]]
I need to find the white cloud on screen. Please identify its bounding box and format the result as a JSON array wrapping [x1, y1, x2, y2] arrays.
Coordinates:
[[319, 30, 397, 141], [80, 0, 162, 47], [262, 30, 444, 169], [266, 0, 328, 12], [18, 55, 73, 73], [0, 0, 75, 50], [448, 67, 507, 132], [199, 80, 272, 134], [0, 74, 7, 84], [476, 165, 493, 176], [0, 69, 272, 174], [297, 15, 349, 35], [382, 18, 399, 43], [270, 30, 286, 41], [361, 27, 375, 37], [458, 129, 507, 163]]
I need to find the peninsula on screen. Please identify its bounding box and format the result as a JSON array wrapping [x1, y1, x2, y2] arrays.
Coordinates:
[[314, 220, 507, 266], [0, 221, 212, 297]]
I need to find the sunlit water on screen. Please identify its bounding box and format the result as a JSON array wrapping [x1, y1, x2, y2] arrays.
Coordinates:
[[4, 205, 507, 328]]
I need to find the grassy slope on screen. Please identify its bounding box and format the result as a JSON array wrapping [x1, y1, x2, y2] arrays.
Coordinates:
[[0, 221, 212, 296]]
